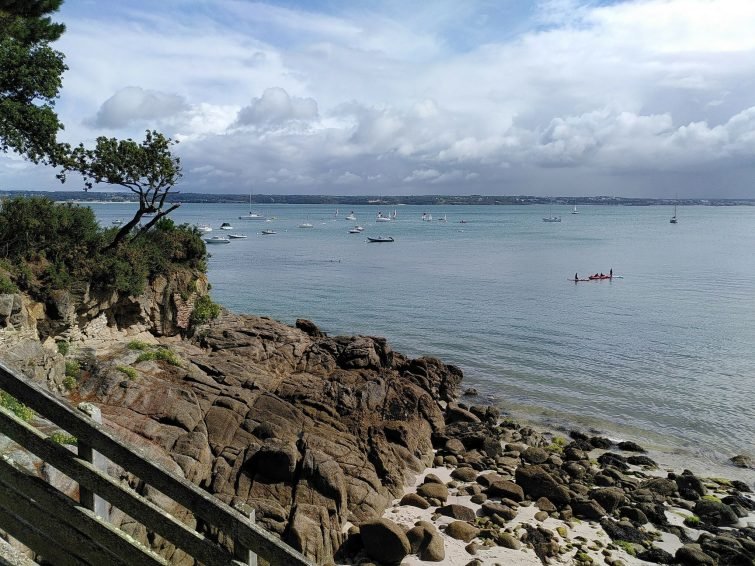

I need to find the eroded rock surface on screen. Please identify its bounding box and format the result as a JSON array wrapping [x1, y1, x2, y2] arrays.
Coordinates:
[[77, 313, 462, 563]]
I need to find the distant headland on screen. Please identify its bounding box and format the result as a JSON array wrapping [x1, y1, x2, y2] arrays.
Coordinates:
[[1, 189, 754, 207]]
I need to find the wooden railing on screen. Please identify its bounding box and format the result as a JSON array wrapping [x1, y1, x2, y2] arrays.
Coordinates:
[[0, 360, 313, 566]]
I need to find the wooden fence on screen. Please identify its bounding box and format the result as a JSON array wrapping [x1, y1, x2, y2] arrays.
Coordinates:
[[0, 360, 313, 566]]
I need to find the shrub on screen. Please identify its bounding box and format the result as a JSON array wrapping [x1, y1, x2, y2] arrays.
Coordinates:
[[0, 392, 34, 421], [116, 366, 137, 379], [190, 295, 221, 325], [0, 197, 208, 301], [56, 340, 70, 356], [64, 360, 80, 379], [49, 432, 77, 446], [0, 275, 18, 294], [136, 347, 182, 367], [127, 340, 150, 351], [62, 376, 77, 390]]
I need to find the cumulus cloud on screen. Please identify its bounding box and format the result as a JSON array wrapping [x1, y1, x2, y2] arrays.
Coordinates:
[[235, 88, 318, 127], [4, 0, 755, 197], [87, 86, 188, 128]]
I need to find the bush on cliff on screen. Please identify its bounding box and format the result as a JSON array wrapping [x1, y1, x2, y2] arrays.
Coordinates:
[[190, 294, 221, 324], [0, 196, 206, 299]]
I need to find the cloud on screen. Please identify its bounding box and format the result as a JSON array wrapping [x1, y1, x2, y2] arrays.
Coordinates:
[[87, 87, 188, 128], [235, 88, 318, 127], [3, 0, 755, 197]]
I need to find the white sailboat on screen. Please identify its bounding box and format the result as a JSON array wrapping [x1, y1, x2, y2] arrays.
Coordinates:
[[299, 215, 314, 228], [670, 202, 678, 224], [571, 203, 579, 214], [543, 201, 561, 222], [238, 194, 266, 220], [376, 211, 391, 222], [345, 211, 357, 221]]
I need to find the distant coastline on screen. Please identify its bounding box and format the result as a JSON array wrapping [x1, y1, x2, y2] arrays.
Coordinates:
[[1, 189, 754, 207]]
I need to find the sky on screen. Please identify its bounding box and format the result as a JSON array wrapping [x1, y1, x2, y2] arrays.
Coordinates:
[[2, 0, 755, 198]]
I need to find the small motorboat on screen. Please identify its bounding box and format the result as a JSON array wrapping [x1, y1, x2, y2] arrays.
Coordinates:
[[542, 216, 561, 223], [376, 212, 391, 222], [204, 236, 230, 244], [367, 236, 394, 243], [111, 219, 123, 225], [198, 223, 213, 232], [261, 229, 276, 235], [228, 233, 247, 239], [349, 228, 361, 234], [220, 222, 233, 230], [298, 222, 314, 228], [345, 211, 357, 221]]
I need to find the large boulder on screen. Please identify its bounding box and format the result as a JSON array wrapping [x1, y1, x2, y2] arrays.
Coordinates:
[[360, 519, 411, 564], [514, 465, 569, 504]]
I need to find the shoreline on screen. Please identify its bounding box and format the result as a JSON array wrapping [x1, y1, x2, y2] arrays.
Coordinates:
[[350, 404, 755, 565], [493, 400, 755, 488]]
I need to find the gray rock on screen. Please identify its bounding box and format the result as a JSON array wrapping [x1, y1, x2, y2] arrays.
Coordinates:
[[487, 479, 524, 502], [400, 493, 430, 509], [693, 499, 739, 526], [497, 532, 521, 549], [444, 521, 480, 543], [437, 504, 476, 522], [730, 454, 753, 468], [360, 518, 411, 564], [589, 487, 625, 513], [675, 544, 716, 565], [417, 482, 449, 502], [572, 498, 607, 520], [522, 446, 549, 464], [451, 466, 478, 482]]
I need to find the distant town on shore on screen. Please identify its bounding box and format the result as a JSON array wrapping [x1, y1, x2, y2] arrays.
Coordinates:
[[1, 189, 753, 207]]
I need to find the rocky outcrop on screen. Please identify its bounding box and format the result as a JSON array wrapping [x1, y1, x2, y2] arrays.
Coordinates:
[[7, 270, 208, 343], [72, 313, 461, 563]]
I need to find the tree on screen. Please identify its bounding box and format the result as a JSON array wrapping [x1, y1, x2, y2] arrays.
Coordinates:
[[59, 130, 183, 250], [0, 0, 68, 164]]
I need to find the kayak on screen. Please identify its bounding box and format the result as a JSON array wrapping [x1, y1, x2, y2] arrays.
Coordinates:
[[569, 276, 624, 282]]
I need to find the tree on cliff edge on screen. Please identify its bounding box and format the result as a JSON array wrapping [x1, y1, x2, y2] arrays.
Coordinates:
[[58, 130, 183, 250], [0, 0, 67, 164]]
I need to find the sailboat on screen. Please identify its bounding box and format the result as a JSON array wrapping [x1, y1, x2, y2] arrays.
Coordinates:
[[543, 201, 561, 222], [239, 194, 266, 220], [345, 211, 357, 221], [571, 202, 579, 215], [670, 201, 678, 224], [299, 215, 314, 228]]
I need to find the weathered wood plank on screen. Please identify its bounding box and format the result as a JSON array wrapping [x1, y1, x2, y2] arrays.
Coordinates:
[[0, 361, 313, 566], [0, 504, 83, 566], [0, 456, 166, 566], [0, 406, 236, 565]]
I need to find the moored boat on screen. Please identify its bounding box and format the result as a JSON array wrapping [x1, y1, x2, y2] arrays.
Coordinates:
[[367, 236, 394, 243], [204, 236, 230, 244]]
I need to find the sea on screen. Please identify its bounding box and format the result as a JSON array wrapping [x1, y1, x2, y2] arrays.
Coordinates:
[[90, 202, 755, 483]]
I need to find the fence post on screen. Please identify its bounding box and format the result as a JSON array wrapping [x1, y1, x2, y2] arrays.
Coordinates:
[[233, 504, 257, 566], [76, 402, 108, 520]]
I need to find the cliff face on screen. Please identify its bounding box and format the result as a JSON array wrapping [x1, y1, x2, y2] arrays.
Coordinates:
[[1, 271, 464, 564], [77, 314, 462, 563]]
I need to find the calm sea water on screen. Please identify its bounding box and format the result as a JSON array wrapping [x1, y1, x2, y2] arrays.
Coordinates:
[[91, 202, 755, 479]]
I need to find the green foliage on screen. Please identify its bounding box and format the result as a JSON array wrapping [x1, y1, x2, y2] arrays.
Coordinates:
[[58, 130, 184, 250], [135, 347, 182, 367], [116, 365, 137, 379], [614, 540, 636, 557], [0, 197, 207, 300], [56, 340, 69, 356], [64, 360, 80, 379], [547, 436, 568, 453], [701, 494, 721, 503], [0, 274, 18, 293], [49, 431, 77, 446], [0, 392, 34, 422], [683, 514, 701, 527], [62, 376, 77, 390], [127, 340, 150, 351], [190, 295, 221, 325], [0, 0, 68, 164]]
